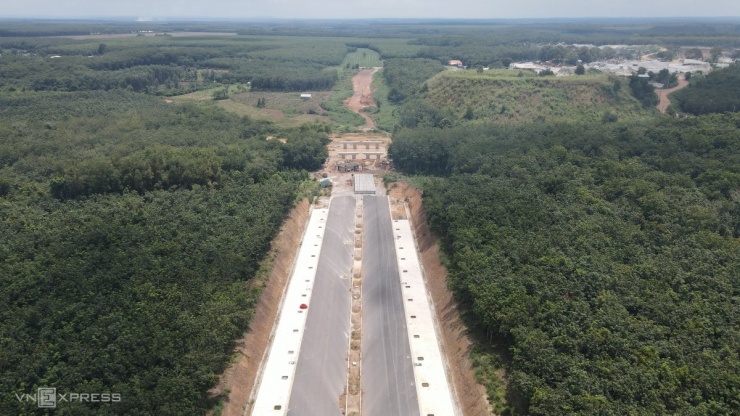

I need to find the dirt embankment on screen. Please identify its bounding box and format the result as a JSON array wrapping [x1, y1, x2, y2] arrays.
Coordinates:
[[210, 198, 311, 416], [656, 76, 689, 114], [389, 181, 492, 416], [343, 68, 379, 130]]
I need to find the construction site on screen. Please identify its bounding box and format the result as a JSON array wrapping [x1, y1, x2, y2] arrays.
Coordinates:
[[215, 64, 489, 416]]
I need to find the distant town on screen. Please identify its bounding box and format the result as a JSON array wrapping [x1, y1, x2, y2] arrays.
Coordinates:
[[448, 44, 737, 80]]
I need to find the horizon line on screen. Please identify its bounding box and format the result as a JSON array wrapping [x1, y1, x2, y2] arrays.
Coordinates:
[[1, 16, 740, 22]]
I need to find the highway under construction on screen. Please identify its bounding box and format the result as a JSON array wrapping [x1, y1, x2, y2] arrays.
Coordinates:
[[249, 169, 457, 416]]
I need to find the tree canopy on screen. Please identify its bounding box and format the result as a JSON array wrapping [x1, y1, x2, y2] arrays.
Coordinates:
[[675, 63, 740, 115], [390, 115, 740, 414], [0, 90, 327, 415]]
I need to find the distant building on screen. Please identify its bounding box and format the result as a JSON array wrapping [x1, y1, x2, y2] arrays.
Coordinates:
[[448, 60, 464, 68], [300, 93, 312, 99]]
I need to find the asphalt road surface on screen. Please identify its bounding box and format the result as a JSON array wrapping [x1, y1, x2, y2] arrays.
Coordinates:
[[288, 196, 355, 416], [361, 195, 420, 416]]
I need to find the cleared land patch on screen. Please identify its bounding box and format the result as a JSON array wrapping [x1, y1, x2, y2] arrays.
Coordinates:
[[656, 75, 689, 113], [171, 88, 333, 127], [344, 68, 380, 130]]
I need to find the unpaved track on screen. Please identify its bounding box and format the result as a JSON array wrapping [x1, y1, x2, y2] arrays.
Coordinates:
[[344, 68, 380, 130], [656, 76, 689, 113]]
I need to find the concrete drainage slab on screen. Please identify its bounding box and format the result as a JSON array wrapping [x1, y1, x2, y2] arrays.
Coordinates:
[[250, 207, 328, 415]]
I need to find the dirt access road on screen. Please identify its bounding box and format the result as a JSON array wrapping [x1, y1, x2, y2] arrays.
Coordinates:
[[656, 76, 689, 113], [344, 68, 380, 130]]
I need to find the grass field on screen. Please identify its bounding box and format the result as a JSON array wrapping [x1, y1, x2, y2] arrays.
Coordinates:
[[341, 48, 383, 70], [169, 84, 246, 101], [171, 86, 333, 128], [226, 91, 334, 127]]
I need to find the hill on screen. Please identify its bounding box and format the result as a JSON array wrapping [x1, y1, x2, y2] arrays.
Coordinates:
[[420, 69, 653, 125]]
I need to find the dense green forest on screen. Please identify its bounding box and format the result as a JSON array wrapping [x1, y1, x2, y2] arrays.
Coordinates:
[[0, 31, 342, 414], [0, 35, 348, 93], [675, 63, 740, 114], [382, 58, 445, 104], [0, 89, 328, 415], [390, 116, 740, 414], [629, 74, 660, 108]]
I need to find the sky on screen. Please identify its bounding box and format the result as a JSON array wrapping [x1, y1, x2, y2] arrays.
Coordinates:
[[0, 0, 737, 20]]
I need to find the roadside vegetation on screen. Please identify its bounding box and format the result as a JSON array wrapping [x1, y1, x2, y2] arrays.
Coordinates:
[[373, 21, 739, 416], [320, 73, 366, 130], [369, 68, 400, 132], [379, 24, 739, 415], [316, 47, 387, 130], [383, 58, 445, 105]]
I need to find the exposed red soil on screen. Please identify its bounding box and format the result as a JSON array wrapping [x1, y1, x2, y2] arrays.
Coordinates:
[[343, 68, 379, 130], [656, 76, 689, 114]]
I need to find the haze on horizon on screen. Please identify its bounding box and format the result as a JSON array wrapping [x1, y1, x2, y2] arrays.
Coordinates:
[[0, 0, 738, 21]]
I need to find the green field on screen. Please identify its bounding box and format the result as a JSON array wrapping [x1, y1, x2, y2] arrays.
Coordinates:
[[171, 87, 334, 128], [341, 47, 384, 69]]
